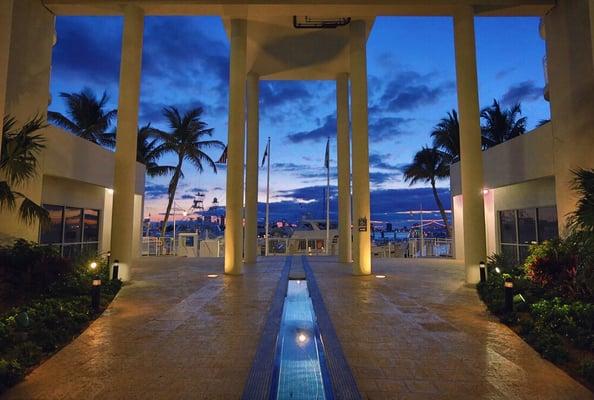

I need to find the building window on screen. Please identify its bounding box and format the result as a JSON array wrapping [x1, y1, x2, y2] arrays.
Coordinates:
[[39, 204, 100, 257], [499, 206, 558, 263]]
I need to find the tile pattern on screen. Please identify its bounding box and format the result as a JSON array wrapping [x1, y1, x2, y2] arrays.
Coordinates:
[[4, 256, 593, 400], [309, 257, 594, 400]]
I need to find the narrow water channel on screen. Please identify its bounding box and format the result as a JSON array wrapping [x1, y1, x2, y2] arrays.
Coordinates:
[[272, 279, 333, 400]]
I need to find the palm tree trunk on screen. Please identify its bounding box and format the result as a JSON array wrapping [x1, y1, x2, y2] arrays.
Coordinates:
[[430, 179, 452, 238], [160, 159, 183, 238]]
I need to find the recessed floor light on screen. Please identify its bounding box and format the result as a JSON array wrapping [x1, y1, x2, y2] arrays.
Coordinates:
[[207, 274, 219, 278], [375, 275, 386, 279]]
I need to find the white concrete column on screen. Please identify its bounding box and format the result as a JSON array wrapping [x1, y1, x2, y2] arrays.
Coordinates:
[[0, 0, 53, 242], [0, 0, 13, 149], [244, 73, 259, 264], [349, 20, 371, 276], [110, 6, 144, 281], [336, 73, 352, 263], [590, 0, 594, 69], [224, 19, 247, 275], [453, 7, 487, 284]]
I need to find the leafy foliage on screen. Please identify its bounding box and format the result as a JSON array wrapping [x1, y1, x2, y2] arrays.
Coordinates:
[[524, 240, 577, 296], [0, 115, 49, 226], [158, 106, 224, 237], [0, 242, 120, 393], [568, 168, 594, 234], [136, 124, 176, 178], [480, 99, 527, 148], [48, 89, 117, 148], [430, 110, 460, 162], [403, 146, 451, 236]]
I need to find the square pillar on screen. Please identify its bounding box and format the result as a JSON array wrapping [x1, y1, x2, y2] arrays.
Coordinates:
[[111, 5, 144, 281], [244, 73, 259, 264], [0, 0, 53, 242], [336, 73, 352, 263], [349, 20, 372, 276], [0, 0, 13, 145], [224, 19, 247, 275], [453, 6, 487, 284]]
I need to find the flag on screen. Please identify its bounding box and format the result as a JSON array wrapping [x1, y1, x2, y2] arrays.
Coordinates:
[[324, 137, 330, 169], [261, 139, 269, 167], [217, 146, 227, 164]]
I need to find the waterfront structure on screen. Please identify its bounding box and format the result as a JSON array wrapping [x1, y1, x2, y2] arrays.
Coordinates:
[[1, 0, 593, 283]]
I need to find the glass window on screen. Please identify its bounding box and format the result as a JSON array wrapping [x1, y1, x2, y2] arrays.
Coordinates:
[[519, 246, 531, 262], [83, 209, 99, 242], [40, 205, 63, 244], [501, 244, 518, 263], [500, 210, 517, 243], [518, 208, 537, 245], [538, 207, 558, 242], [64, 207, 83, 243]]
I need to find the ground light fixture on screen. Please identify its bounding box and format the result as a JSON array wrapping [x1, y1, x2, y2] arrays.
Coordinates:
[[504, 277, 514, 313], [112, 259, 119, 280], [90, 261, 101, 313], [479, 261, 486, 282], [375, 274, 387, 279], [207, 274, 219, 278]]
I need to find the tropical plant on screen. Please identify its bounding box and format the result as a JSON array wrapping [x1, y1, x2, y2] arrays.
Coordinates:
[[402, 146, 451, 236], [480, 99, 527, 148], [1, 115, 49, 226], [136, 124, 175, 178], [524, 239, 577, 296], [158, 106, 224, 237], [430, 109, 460, 162], [47, 89, 117, 148], [568, 168, 594, 234]]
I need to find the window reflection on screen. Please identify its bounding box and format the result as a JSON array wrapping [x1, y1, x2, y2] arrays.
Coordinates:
[[40, 205, 63, 244], [83, 209, 99, 242], [500, 210, 517, 244], [518, 208, 537, 244], [538, 206, 559, 242], [64, 207, 82, 243]]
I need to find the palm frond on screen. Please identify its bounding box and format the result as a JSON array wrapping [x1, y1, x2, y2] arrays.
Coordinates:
[[16, 195, 50, 227], [0, 180, 16, 210]]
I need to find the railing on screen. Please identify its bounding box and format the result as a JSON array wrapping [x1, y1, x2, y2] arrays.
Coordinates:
[[141, 236, 452, 258], [142, 236, 175, 256], [406, 238, 453, 258]]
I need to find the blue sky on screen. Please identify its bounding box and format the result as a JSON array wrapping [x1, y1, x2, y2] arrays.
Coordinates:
[[49, 16, 549, 224]]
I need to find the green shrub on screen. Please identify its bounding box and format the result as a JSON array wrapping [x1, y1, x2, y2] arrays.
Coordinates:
[[530, 298, 594, 351], [0, 359, 23, 391], [528, 325, 568, 362], [580, 360, 594, 385], [524, 240, 577, 297]]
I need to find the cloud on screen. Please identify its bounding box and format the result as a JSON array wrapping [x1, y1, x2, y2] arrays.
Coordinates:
[[373, 70, 454, 112], [145, 183, 169, 199], [181, 194, 194, 199], [368, 117, 412, 141], [260, 81, 311, 110], [369, 153, 406, 172], [495, 67, 517, 80], [286, 115, 336, 143], [500, 80, 543, 106]]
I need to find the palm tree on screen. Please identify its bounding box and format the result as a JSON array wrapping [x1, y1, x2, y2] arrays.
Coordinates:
[[403, 147, 451, 237], [158, 106, 224, 237], [431, 109, 460, 163], [569, 168, 594, 234], [48, 88, 117, 148], [136, 124, 176, 178], [480, 99, 527, 148], [1, 115, 49, 226]]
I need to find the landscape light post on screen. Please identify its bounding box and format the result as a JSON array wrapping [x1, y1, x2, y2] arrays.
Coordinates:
[[90, 261, 101, 313]]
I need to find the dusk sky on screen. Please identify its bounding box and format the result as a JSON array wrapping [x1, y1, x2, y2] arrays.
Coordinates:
[[49, 16, 549, 224]]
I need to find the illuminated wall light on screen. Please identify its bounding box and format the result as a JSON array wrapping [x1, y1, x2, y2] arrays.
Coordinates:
[[482, 188, 489, 195], [106, 188, 114, 194]]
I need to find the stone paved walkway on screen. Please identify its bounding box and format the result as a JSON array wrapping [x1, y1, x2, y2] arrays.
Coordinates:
[[4, 256, 593, 400], [310, 256, 594, 400]]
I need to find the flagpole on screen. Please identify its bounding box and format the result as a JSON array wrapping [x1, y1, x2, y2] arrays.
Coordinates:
[[420, 203, 424, 257], [265, 137, 271, 256], [325, 138, 330, 255]]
